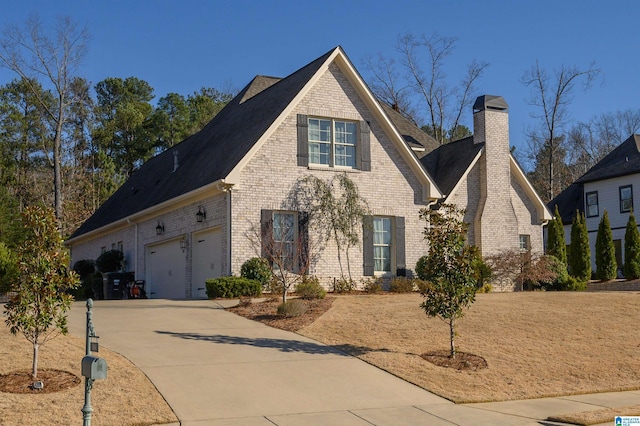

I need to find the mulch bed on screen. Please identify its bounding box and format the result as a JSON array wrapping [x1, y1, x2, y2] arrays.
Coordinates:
[[421, 350, 488, 371], [0, 369, 81, 394], [227, 296, 334, 332]]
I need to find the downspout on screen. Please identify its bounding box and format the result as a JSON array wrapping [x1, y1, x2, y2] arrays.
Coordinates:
[[216, 181, 234, 276], [227, 189, 232, 275]]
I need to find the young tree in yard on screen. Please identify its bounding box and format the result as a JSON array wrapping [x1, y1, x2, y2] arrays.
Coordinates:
[[595, 210, 617, 281], [568, 211, 591, 281], [417, 204, 478, 358], [4, 206, 79, 380], [546, 205, 567, 266], [624, 212, 640, 280]]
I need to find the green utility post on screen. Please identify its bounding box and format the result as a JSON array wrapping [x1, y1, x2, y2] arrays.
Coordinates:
[[81, 299, 107, 426]]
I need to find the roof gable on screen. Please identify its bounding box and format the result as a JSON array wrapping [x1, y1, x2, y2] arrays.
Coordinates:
[[70, 46, 443, 241], [576, 134, 640, 183], [421, 137, 484, 196]]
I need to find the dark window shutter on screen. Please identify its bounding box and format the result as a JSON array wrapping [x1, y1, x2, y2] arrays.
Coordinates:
[[363, 215, 374, 276], [297, 114, 309, 167], [359, 120, 371, 171], [260, 209, 273, 260], [298, 212, 309, 273], [394, 216, 406, 275]]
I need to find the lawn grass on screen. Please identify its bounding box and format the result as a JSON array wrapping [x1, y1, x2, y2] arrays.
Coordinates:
[[0, 326, 177, 425], [299, 292, 640, 403]]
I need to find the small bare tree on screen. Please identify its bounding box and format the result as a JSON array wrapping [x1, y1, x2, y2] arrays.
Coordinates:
[[246, 213, 320, 303], [485, 249, 558, 291]]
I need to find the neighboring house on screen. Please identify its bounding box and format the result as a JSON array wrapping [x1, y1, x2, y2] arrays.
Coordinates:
[[66, 47, 550, 298], [549, 134, 640, 274]]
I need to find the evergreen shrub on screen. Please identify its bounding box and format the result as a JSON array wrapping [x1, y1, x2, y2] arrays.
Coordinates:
[[205, 276, 262, 298]]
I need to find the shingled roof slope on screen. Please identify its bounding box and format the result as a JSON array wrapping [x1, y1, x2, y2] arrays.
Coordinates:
[[576, 134, 640, 183], [70, 48, 336, 239], [420, 136, 484, 196], [548, 134, 640, 224], [379, 103, 439, 156]]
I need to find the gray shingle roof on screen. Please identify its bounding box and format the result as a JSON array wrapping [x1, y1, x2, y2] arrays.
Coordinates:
[[420, 136, 484, 196], [549, 134, 640, 224], [70, 47, 336, 239], [379, 103, 439, 156]]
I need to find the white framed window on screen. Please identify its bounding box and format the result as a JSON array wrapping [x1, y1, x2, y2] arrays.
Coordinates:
[[620, 185, 633, 213], [519, 234, 530, 252], [586, 191, 598, 217], [373, 217, 391, 272], [308, 118, 357, 168]]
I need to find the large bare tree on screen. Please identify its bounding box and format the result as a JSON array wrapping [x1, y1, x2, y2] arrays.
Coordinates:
[[521, 61, 600, 202], [363, 33, 488, 145], [0, 14, 90, 224]]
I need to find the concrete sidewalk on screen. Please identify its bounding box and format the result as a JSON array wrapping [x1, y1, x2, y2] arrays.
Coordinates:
[[67, 299, 635, 425]]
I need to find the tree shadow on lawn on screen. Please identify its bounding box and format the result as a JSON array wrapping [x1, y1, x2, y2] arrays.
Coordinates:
[[155, 330, 397, 357]]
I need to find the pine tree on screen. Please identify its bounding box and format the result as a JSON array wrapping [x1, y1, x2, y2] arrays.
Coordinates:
[[595, 210, 617, 281], [624, 212, 640, 279], [547, 205, 567, 266], [568, 211, 591, 281]]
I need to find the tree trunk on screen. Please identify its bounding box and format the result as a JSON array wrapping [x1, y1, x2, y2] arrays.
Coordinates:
[[32, 342, 39, 380], [54, 108, 64, 226], [449, 318, 456, 359]]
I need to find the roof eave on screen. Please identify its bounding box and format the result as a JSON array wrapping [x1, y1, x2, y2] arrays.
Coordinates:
[[510, 156, 552, 222], [66, 179, 231, 246]]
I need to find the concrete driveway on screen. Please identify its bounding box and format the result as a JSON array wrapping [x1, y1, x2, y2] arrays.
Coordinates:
[[67, 299, 635, 425]]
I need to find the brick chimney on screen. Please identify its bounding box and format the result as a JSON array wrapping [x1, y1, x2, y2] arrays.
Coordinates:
[[472, 95, 519, 256]]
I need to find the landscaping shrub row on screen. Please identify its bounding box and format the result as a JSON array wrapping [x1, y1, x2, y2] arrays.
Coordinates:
[[206, 276, 262, 298]]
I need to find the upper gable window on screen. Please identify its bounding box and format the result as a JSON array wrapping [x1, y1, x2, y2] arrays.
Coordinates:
[[297, 114, 370, 171], [620, 185, 633, 213], [308, 118, 357, 168]]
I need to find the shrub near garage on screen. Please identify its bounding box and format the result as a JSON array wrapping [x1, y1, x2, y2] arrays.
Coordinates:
[[205, 276, 261, 298]]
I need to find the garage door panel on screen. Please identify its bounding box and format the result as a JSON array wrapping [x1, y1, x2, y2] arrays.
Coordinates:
[[147, 239, 187, 299], [192, 228, 222, 298]]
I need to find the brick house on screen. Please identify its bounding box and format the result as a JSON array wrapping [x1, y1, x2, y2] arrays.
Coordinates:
[[66, 47, 550, 298], [549, 134, 640, 274]]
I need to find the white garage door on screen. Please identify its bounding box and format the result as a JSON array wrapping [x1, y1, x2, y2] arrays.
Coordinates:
[[191, 228, 222, 298], [146, 238, 187, 299]]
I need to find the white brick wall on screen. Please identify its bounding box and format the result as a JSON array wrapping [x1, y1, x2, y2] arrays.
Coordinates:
[[231, 63, 429, 287]]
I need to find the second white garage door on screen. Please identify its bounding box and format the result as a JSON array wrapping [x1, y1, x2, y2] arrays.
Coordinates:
[[191, 228, 223, 298], [146, 238, 187, 299]]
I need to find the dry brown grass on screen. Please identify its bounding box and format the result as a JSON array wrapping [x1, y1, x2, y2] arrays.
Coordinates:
[[550, 404, 640, 425], [0, 326, 177, 425], [299, 292, 640, 403]]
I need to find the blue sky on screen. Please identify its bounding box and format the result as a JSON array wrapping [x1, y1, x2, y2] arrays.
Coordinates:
[[1, 0, 638, 162]]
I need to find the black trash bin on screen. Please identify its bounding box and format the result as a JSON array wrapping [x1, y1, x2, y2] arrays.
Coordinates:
[[102, 272, 134, 299]]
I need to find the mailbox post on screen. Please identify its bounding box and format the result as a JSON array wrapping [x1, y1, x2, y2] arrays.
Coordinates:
[[81, 299, 107, 426]]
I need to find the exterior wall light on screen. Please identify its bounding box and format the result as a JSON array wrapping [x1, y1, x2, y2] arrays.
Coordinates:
[[179, 235, 187, 252], [155, 221, 165, 235], [196, 205, 206, 223]]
